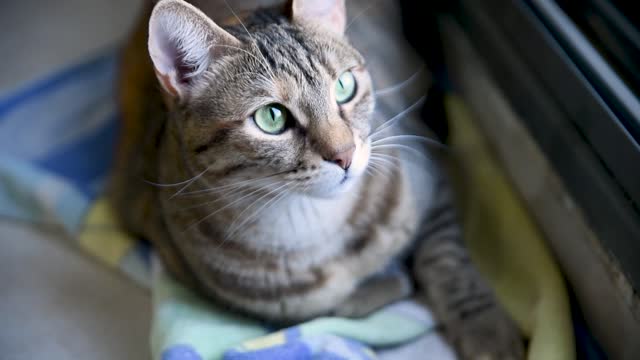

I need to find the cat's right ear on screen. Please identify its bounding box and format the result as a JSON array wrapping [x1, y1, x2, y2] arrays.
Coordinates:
[[148, 0, 240, 101]]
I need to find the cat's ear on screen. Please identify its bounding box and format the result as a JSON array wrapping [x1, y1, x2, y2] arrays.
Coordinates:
[[148, 0, 240, 100], [291, 0, 347, 35]]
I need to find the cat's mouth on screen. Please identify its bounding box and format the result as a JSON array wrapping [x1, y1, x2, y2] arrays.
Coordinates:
[[336, 137, 370, 187], [339, 174, 350, 185]]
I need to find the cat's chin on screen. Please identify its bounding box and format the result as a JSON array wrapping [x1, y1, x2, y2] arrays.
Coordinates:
[[299, 173, 361, 199]]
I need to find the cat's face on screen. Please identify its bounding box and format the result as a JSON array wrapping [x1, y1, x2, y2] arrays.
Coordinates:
[[150, 0, 374, 198]]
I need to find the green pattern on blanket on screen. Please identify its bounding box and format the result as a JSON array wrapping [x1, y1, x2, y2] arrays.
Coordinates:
[[152, 266, 431, 359]]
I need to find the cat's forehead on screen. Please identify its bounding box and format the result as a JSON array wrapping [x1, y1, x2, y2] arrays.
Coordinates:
[[229, 14, 363, 74], [191, 18, 366, 120]]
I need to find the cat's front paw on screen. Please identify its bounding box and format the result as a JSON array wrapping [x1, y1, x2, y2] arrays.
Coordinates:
[[448, 305, 524, 360]]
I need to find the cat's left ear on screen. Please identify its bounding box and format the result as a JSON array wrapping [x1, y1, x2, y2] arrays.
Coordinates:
[[291, 0, 347, 36], [148, 0, 241, 101]]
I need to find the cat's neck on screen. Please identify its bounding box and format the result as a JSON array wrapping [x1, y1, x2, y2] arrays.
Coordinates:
[[172, 173, 365, 262], [230, 178, 363, 246]]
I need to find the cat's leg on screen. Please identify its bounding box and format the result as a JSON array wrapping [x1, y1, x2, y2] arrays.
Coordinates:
[[333, 267, 413, 318], [413, 178, 524, 360]]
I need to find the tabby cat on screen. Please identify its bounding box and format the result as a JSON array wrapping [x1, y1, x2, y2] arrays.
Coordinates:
[[111, 0, 523, 358]]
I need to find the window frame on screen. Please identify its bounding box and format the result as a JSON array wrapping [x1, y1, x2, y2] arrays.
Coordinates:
[[451, 0, 640, 292]]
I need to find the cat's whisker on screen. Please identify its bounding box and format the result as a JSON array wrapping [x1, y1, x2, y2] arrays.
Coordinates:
[[367, 164, 392, 183], [370, 159, 403, 177], [177, 188, 246, 212], [182, 181, 286, 233], [364, 168, 375, 177], [179, 177, 265, 197], [198, 176, 283, 198], [223, 180, 294, 236], [369, 160, 400, 178], [144, 165, 212, 188], [371, 134, 446, 149], [367, 161, 393, 179], [223, 181, 296, 242], [144, 178, 196, 188], [345, 1, 377, 33], [369, 95, 427, 137], [369, 155, 400, 169], [179, 168, 292, 196], [368, 161, 393, 174], [372, 143, 429, 160], [364, 169, 378, 181], [168, 164, 217, 199], [214, 187, 293, 252], [372, 148, 430, 168], [176, 179, 277, 212], [370, 151, 402, 162], [374, 65, 426, 98]]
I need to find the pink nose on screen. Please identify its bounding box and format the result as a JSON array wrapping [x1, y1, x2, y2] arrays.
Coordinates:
[[329, 147, 355, 170]]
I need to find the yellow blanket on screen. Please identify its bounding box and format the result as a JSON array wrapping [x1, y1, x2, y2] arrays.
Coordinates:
[[447, 95, 575, 359]]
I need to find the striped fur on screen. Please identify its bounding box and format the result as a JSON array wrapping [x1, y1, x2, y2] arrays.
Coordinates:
[[110, 0, 523, 358]]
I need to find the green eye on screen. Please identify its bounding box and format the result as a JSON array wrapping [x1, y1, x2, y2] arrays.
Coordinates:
[[335, 71, 357, 104], [253, 104, 288, 134]]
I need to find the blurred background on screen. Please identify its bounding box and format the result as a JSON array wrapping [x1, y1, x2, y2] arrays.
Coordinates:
[[0, 1, 151, 359], [0, 0, 141, 91]]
